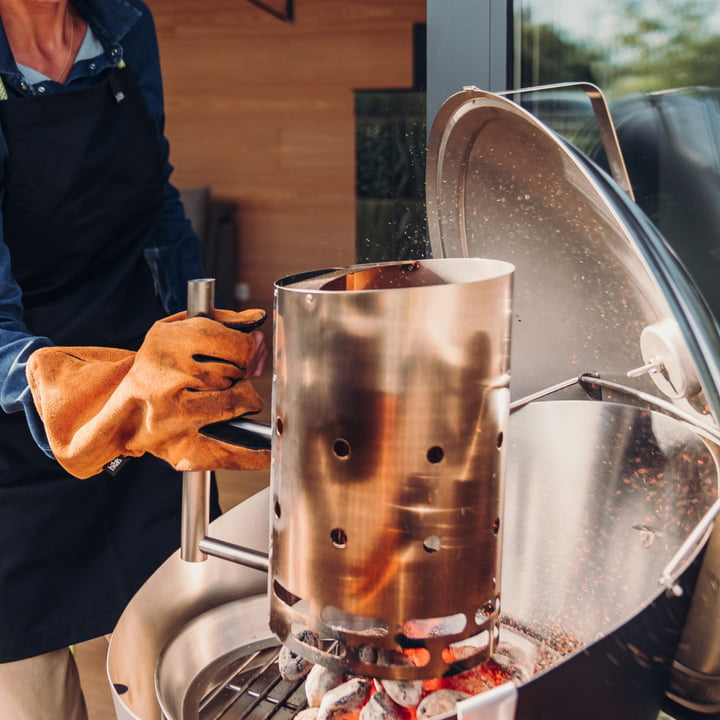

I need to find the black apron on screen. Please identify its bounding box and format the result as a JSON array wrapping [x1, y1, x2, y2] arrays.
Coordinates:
[[0, 66, 219, 662]]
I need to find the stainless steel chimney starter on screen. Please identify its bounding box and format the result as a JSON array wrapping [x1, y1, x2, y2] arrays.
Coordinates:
[[269, 258, 514, 680]]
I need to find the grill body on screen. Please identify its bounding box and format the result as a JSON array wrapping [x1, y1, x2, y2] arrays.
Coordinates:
[[108, 86, 720, 720]]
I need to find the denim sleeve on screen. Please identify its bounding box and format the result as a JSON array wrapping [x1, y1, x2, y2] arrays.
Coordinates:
[[0, 224, 54, 455], [144, 168, 206, 315], [127, 4, 206, 315]]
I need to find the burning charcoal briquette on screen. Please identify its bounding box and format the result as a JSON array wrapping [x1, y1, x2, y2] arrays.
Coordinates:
[[317, 678, 372, 720], [376, 649, 423, 709], [377, 649, 409, 666], [359, 690, 405, 720], [305, 663, 346, 707], [379, 678, 423, 709], [279, 630, 320, 681], [416, 690, 470, 720], [295, 709, 319, 720], [491, 642, 534, 683]]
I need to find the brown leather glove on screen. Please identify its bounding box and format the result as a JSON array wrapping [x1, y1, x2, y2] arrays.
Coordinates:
[[26, 309, 271, 479]]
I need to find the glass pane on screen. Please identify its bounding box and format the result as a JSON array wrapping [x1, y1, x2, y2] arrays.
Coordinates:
[[355, 90, 429, 264], [513, 0, 720, 320], [514, 0, 720, 95]]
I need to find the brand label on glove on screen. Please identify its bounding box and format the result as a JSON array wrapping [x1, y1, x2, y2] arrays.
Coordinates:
[[104, 455, 129, 476]]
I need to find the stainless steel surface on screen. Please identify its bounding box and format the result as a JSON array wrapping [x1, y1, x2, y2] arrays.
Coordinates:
[[510, 371, 720, 597], [226, 419, 274, 440], [426, 86, 720, 714], [501, 400, 717, 645], [197, 536, 269, 572], [181, 469, 211, 563], [153, 595, 520, 720], [181, 278, 216, 563], [500, 82, 635, 200], [110, 89, 720, 718], [107, 489, 270, 720], [186, 278, 216, 321], [425, 86, 720, 417], [270, 258, 513, 679], [148, 400, 718, 719], [668, 521, 720, 711], [659, 497, 720, 594], [155, 596, 277, 720]]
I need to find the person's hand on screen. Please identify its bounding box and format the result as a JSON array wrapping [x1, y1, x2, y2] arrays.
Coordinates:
[[26, 310, 272, 478]]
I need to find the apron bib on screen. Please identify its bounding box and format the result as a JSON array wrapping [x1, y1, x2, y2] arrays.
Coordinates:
[[0, 67, 218, 662]]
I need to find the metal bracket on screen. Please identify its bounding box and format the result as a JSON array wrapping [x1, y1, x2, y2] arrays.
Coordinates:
[[500, 82, 635, 201], [181, 278, 273, 568], [579, 371, 603, 401], [244, 0, 294, 22]]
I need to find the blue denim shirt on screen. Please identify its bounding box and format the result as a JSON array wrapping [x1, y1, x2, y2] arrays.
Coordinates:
[[0, 0, 205, 454]]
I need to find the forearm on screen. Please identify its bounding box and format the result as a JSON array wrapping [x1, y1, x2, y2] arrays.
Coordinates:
[[143, 180, 206, 315], [0, 323, 54, 455]]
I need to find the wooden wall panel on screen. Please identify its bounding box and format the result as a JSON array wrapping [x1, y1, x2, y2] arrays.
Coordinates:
[[147, 0, 427, 319]]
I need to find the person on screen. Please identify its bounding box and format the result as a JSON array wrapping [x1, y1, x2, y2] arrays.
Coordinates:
[[0, 0, 271, 717]]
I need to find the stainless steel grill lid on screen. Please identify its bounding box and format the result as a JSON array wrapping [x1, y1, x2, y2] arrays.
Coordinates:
[[426, 86, 720, 419], [426, 85, 720, 715]]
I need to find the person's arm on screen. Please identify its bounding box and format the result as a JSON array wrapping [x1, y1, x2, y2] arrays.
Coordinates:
[[26, 309, 271, 479], [123, 4, 272, 376], [0, 185, 54, 454], [1, 4, 267, 471]]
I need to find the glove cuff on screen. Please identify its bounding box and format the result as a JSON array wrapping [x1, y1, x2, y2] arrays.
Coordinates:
[[26, 346, 137, 478]]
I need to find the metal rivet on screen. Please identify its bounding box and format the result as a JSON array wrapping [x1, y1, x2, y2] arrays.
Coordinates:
[[37, 86, 46, 93], [89, 62, 96, 71]]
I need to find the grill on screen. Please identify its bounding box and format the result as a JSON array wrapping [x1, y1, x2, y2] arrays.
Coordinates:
[[164, 636, 302, 720], [193, 647, 301, 720], [154, 597, 348, 720], [109, 85, 720, 720], [153, 595, 568, 720]]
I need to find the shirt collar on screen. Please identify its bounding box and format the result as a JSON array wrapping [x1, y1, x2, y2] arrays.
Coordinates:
[[0, 0, 141, 78], [71, 0, 141, 50]]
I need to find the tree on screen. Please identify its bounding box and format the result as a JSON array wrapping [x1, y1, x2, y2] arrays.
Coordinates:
[[518, 10, 604, 88], [606, 0, 720, 93]]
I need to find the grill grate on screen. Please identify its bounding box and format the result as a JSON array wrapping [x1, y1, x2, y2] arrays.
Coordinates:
[[197, 645, 308, 720]]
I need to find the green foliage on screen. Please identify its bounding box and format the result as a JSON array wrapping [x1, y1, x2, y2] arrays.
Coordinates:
[[519, 17, 604, 87], [605, 0, 720, 92], [519, 0, 720, 96]]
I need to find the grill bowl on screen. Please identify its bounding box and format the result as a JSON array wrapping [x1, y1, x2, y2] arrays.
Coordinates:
[[112, 398, 718, 720]]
